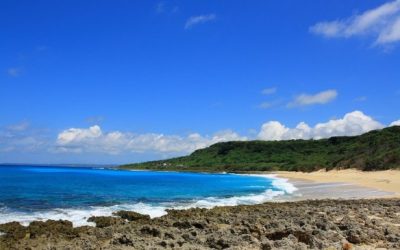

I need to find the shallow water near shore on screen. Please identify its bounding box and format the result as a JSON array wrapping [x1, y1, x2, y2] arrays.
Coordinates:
[[0, 165, 296, 226]]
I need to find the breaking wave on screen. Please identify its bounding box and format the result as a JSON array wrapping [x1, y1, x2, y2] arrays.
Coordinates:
[[0, 174, 296, 227]]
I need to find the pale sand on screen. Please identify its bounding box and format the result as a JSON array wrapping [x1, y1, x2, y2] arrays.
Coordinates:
[[274, 169, 400, 198]]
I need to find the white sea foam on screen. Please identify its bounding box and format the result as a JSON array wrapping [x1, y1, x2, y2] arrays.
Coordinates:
[[0, 202, 168, 227], [237, 173, 298, 194], [0, 175, 297, 227]]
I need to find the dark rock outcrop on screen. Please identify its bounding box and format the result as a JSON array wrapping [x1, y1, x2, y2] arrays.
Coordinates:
[[113, 210, 150, 221], [1, 199, 399, 249]]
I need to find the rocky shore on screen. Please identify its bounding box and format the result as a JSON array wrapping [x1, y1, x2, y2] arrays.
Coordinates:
[[0, 199, 399, 250]]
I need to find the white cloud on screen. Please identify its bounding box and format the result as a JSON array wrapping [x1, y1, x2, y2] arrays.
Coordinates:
[[2, 111, 397, 159], [0, 123, 47, 153], [310, 21, 346, 37], [310, 0, 400, 45], [390, 120, 400, 126], [185, 14, 216, 29], [56, 125, 246, 154], [377, 16, 400, 43], [6, 121, 30, 131], [258, 111, 384, 141], [57, 125, 102, 145], [288, 89, 337, 107], [261, 87, 277, 95], [258, 121, 290, 141]]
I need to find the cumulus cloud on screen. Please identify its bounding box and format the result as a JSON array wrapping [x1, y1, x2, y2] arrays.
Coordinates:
[[57, 111, 389, 155], [390, 120, 400, 126], [310, 0, 400, 45], [56, 125, 247, 154], [288, 89, 337, 107], [185, 14, 216, 29], [3, 111, 399, 159], [258, 111, 384, 141]]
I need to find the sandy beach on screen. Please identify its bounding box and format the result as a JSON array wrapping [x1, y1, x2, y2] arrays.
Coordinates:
[[275, 169, 400, 198]]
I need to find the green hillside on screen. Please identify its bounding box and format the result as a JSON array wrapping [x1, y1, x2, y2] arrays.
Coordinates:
[[120, 126, 400, 172]]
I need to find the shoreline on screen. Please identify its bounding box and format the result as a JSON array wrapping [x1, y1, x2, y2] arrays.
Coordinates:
[[273, 169, 400, 198], [242, 171, 397, 201], [0, 173, 298, 228], [123, 168, 400, 200], [122, 167, 400, 197], [1, 199, 399, 249], [1, 169, 400, 248], [0, 169, 397, 229]]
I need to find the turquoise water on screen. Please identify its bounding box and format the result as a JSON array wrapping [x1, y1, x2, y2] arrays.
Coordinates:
[[0, 165, 296, 226]]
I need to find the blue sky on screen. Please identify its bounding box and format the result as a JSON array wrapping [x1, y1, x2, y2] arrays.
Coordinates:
[[1, 0, 400, 164]]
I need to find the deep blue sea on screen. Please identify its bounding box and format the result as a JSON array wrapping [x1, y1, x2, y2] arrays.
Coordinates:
[[0, 165, 296, 226]]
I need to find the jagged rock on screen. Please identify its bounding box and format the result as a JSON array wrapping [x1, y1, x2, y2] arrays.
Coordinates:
[[206, 237, 230, 249], [113, 210, 150, 221], [164, 232, 175, 240], [27, 220, 77, 239], [346, 229, 362, 244], [140, 226, 161, 237], [87, 216, 124, 228], [260, 239, 273, 250], [1, 199, 399, 249], [111, 233, 133, 246], [0, 222, 26, 240], [172, 221, 191, 229]]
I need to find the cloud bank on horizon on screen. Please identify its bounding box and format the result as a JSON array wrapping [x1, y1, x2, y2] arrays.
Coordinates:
[[1, 111, 399, 159], [56, 126, 246, 154]]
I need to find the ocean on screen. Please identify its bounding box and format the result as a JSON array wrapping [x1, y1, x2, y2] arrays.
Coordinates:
[[0, 165, 296, 227]]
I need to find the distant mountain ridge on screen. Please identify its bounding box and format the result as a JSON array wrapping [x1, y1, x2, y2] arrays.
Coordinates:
[[120, 126, 400, 172]]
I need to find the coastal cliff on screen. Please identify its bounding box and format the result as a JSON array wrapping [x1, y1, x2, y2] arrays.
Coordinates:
[[121, 126, 400, 172]]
